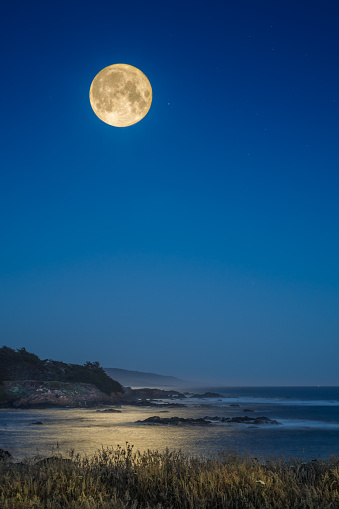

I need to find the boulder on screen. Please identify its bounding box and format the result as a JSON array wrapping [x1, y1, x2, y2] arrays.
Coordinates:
[[0, 448, 12, 460], [190, 392, 224, 399], [221, 416, 280, 425]]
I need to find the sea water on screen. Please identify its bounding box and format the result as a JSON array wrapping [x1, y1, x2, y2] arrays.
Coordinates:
[[1, 386, 338, 462]]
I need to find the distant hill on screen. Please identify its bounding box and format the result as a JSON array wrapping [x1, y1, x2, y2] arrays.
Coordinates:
[[104, 368, 184, 387]]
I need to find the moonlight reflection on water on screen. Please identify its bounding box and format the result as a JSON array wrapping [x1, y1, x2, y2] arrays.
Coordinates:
[[0, 406, 238, 461], [1, 387, 339, 461]]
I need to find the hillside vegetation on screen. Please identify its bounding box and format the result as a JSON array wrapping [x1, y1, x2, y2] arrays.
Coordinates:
[[0, 346, 123, 395]]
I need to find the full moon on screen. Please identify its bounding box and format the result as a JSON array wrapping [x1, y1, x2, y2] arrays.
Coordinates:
[[89, 63, 152, 127]]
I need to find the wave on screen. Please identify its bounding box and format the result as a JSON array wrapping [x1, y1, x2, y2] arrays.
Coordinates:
[[182, 396, 339, 407], [277, 419, 339, 430]]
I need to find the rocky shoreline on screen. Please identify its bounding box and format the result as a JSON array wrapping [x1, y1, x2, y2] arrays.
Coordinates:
[[0, 381, 226, 409], [0, 381, 281, 429], [0, 380, 122, 408]]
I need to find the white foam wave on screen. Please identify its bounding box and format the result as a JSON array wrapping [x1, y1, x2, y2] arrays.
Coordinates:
[[277, 419, 339, 430], [182, 396, 339, 407]]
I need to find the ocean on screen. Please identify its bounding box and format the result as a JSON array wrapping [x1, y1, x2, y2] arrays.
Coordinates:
[[1, 386, 339, 462]]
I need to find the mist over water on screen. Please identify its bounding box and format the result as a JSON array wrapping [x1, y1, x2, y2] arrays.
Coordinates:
[[1, 387, 338, 462]]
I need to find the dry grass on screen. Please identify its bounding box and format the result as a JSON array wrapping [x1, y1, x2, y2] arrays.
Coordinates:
[[1, 444, 339, 508]]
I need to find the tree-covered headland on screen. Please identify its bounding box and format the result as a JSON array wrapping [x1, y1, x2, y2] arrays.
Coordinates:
[[0, 346, 123, 395]]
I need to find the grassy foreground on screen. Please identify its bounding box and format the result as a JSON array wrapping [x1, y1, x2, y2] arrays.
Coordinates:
[[1, 444, 339, 508]]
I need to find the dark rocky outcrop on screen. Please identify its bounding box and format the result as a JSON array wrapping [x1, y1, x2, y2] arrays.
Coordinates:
[[118, 399, 186, 408], [160, 403, 187, 408], [0, 448, 12, 461], [204, 415, 280, 425], [1, 380, 122, 409], [137, 416, 212, 426], [124, 388, 186, 400], [0, 381, 188, 409], [204, 416, 224, 421], [137, 415, 280, 426], [221, 416, 280, 425], [190, 392, 224, 399], [117, 387, 188, 407], [95, 408, 122, 413]]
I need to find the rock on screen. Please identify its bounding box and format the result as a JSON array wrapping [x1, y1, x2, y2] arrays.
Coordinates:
[[0, 448, 12, 461], [190, 392, 224, 399], [137, 416, 212, 426], [253, 416, 281, 425], [137, 414, 280, 426], [204, 416, 222, 421], [243, 408, 254, 412], [1, 380, 121, 409], [123, 399, 187, 408], [221, 416, 280, 425], [29, 421, 44, 425], [228, 403, 240, 407], [95, 408, 122, 413], [160, 403, 187, 408], [127, 388, 186, 400]]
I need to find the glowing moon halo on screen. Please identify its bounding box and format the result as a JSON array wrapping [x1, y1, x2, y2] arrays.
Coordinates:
[[89, 63, 152, 127]]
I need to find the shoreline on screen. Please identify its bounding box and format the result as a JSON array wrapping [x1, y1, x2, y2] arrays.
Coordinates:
[[1, 387, 339, 463]]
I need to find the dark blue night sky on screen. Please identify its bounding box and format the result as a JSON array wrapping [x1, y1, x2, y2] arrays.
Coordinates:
[[1, 0, 338, 384]]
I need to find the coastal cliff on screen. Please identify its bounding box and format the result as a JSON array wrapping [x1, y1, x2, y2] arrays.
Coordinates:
[[0, 346, 193, 408], [0, 346, 124, 408], [0, 347, 189, 409], [0, 380, 123, 408]]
